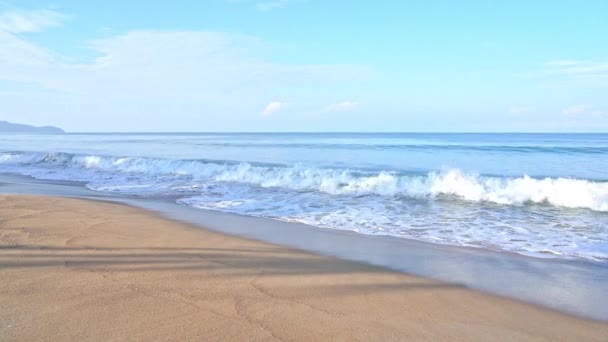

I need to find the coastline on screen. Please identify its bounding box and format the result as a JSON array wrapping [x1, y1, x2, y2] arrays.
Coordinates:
[[1, 194, 607, 340], [1, 172, 608, 322]]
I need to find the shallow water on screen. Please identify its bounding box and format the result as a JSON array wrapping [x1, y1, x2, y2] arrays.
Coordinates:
[[1, 132, 607, 261]]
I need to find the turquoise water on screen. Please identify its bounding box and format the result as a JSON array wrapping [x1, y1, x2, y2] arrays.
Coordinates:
[[1, 133, 607, 260]]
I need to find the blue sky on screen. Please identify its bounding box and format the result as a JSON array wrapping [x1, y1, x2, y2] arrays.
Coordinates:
[[1, 0, 607, 132]]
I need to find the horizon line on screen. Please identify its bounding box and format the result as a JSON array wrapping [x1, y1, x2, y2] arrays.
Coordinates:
[[46, 131, 608, 134]]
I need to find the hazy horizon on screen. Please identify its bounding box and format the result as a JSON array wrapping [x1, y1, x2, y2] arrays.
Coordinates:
[[5, 121, 608, 134], [4, 119, 608, 134]]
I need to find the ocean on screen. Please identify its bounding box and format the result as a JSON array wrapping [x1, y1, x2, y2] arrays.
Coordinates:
[[1, 132, 607, 261]]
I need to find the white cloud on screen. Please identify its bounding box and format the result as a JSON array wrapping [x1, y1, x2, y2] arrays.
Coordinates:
[[0, 9, 64, 33], [230, 0, 291, 11], [0, 30, 368, 130], [561, 105, 605, 118], [509, 106, 533, 114], [262, 101, 286, 117], [545, 60, 608, 75], [542, 60, 608, 86], [257, 0, 289, 11], [562, 104, 587, 116], [324, 101, 358, 112], [544, 60, 583, 67]]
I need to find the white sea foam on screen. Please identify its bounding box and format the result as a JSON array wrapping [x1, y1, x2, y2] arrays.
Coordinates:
[[1, 150, 607, 261], [1, 151, 608, 211]]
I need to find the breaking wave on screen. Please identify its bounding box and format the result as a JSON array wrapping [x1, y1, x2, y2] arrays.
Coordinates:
[[1, 151, 607, 212]]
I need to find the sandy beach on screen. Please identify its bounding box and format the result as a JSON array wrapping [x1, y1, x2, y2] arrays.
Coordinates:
[[0, 195, 607, 341]]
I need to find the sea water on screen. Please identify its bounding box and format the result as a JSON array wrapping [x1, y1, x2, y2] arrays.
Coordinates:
[[1, 133, 607, 261]]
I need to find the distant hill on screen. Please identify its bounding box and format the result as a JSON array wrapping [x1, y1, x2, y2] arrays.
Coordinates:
[[0, 121, 64, 133]]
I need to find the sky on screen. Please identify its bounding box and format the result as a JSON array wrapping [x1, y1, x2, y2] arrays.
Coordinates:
[[0, 0, 607, 132]]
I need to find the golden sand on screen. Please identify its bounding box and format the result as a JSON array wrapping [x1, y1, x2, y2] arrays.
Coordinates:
[[1, 195, 606, 341]]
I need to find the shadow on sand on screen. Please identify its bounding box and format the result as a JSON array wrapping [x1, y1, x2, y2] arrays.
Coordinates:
[[0, 244, 464, 296]]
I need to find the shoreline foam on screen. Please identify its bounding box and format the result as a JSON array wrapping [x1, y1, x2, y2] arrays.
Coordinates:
[[1, 172, 608, 322], [2, 151, 608, 261]]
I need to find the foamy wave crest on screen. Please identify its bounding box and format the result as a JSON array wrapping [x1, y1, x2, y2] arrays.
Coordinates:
[[1, 151, 607, 211], [423, 170, 608, 211]]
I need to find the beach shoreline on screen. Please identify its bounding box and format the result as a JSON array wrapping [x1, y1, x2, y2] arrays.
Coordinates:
[[1, 194, 607, 340], [1, 172, 608, 322]]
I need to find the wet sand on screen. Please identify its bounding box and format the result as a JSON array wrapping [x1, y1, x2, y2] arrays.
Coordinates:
[[1, 195, 607, 341]]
